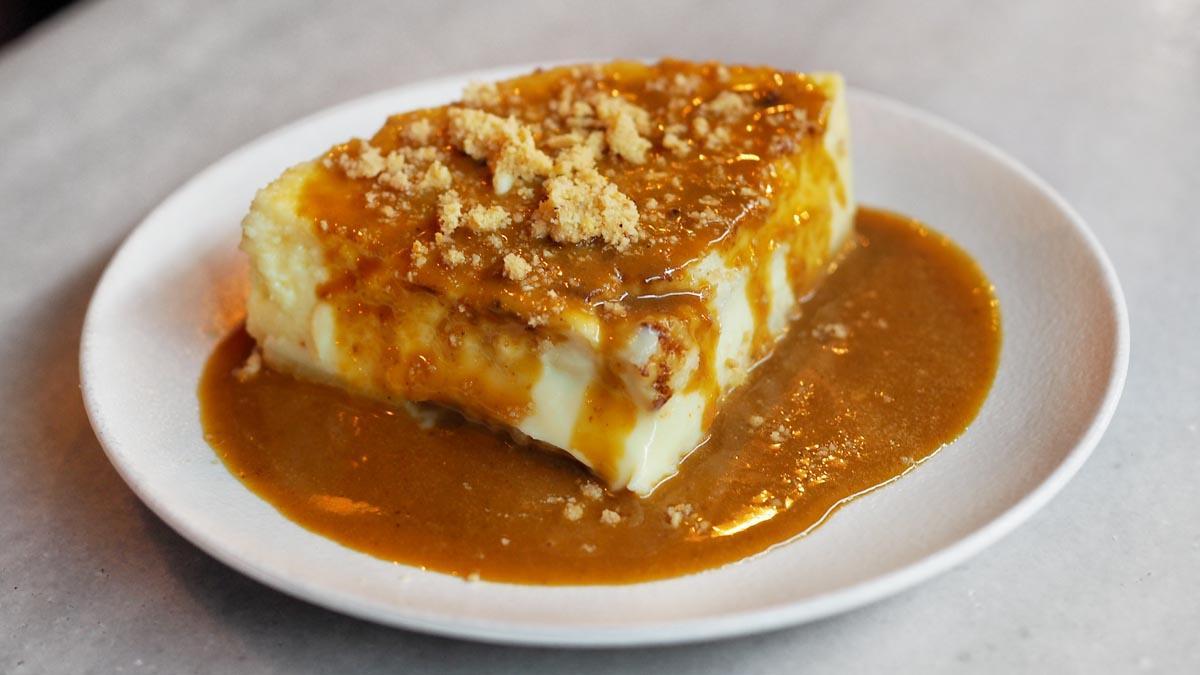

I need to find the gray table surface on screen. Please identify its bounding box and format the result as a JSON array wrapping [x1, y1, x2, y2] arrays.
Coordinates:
[[2, 0, 1197, 672]]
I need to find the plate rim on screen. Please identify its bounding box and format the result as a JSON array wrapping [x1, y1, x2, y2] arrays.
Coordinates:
[[79, 64, 1130, 648]]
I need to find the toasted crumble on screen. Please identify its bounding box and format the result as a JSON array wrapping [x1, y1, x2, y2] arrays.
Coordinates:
[[689, 207, 722, 226], [666, 503, 694, 529], [598, 301, 628, 317], [407, 118, 435, 144], [661, 123, 691, 157], [378, 148, 441, 192], [562, 499, 584, 521], [437, 190, 464, 234], [599, 509, 621, 526], [442, 247, 467, 266], [671, 72, 703, 95], [705, 91, 752, 120], [418, 161, 453, 191], [534, 151, 642, 250], [466, 204, 512, 232], [462, 80, 501, 108], [503, 253, 532, 281], [554, 143, 598, 174], [447, 107, 552, 194], [704, 125, 733, 150], [232, 349, 262, 383], [579, 482, 604, 501], [748, 414, 765, 428], [813, 322, 849, 340], [410, 240, 430, 267], [593, 95, 652, 164], [335, 142, 386, 179]]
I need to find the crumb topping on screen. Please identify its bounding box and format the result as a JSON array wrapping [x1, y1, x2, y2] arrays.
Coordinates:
[[666, 503, 694, 528], [579, 482, 604, 501], [447, 107, 553, 195], [562, 498, 584, 521], [462, 80, 501, 108], [467, 204, 511, 232], [334, 143, 386, 179], [502, 252, 532, 281], [592, 95, 652, 164], [310, 59, 833, 331], [232, 349, 262, 383], [437, 190, 464, 234], [534, 157, 641, 251], [703, 91, 752, 121]]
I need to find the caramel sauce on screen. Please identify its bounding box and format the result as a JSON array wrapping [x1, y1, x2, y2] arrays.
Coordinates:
[[201, 208, 1000, 584]]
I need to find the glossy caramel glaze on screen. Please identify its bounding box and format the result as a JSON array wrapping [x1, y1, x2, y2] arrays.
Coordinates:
[[201, 208, 1000, 584], [287, 61, 847, 477], [301, 60, 835, 326]]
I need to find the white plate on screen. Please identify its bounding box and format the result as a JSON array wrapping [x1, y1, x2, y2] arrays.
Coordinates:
[[80, 64, 1128, 647]]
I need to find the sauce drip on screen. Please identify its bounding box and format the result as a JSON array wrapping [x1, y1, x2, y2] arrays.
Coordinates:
[[200, 208, 1000, 584]]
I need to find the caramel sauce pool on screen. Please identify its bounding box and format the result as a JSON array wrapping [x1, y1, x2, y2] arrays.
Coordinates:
[[200, 208, 1000, 584]]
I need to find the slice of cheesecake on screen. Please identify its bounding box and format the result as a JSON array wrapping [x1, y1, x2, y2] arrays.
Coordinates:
[[241, 59, 854, 495]]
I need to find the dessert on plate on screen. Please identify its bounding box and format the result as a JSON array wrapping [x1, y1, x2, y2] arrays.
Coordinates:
[[241, 59, 853, 494]]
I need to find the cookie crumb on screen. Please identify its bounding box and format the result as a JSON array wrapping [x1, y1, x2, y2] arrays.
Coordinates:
[[447, 107, 552, 194], [593, 95, 652, 164], [503, 253, 532, 281], [466, 204, 511, 232], [462, 80, 501, 108], [666, 503, 694, 529], [437, 190, 464, 234], [813, 323, 849, 340], [407, 118, 435, 144], [563, 499, 584, 521], [580, 482, 604, 501], [232, 350, 262, 382]]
